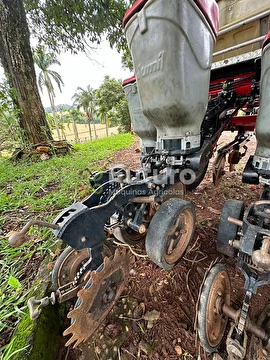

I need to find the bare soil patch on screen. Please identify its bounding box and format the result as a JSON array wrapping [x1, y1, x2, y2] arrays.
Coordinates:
[[3, 132, 265, 359], [59, 132, 267, 360]]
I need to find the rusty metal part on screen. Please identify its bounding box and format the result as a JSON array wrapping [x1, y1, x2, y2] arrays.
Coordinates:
[[55, 243, 114, 303], [252, 236, 270, 270], [54, 248, 91, 289], [164, 207, 194, 264], [63, 249, 130, 348], [204, 268, 231, 349], [56, 281, 86, 303], [223, 303, 240, 323], [213, 153, 226, 186], [126, 219, 146, 234], [8, 220, 59, 247], [131, 195, 156, 203], [222, 303, 268, 342], [229, 239, 241, 249], [195, 259, 220, 333], [113, 202, 158, 245], [228, 216, 244, 227]]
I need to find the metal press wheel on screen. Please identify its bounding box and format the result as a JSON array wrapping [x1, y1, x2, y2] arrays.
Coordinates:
[[145, 198, 196, 270], [197, 263, 231, 353]]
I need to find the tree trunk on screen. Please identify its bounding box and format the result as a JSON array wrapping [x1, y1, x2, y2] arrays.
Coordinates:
[[87, 115, 93, 141], [0, 0, 53, 144], [93, 121, 98, 139], [105, 118, 109, 137], [90, 113, 97, 139], [72, 120, 79, 143]]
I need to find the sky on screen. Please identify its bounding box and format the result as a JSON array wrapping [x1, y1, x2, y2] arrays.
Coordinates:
[[0, 40, 133, 108]]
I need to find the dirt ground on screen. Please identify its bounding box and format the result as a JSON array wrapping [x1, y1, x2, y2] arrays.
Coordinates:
[[56, 131, 270, 360]]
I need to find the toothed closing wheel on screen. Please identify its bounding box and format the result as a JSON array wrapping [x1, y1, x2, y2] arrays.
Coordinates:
[[63, 249, 130, 348]]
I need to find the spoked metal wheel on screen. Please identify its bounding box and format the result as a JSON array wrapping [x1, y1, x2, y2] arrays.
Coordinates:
[[52, 247, 91, 290], [213, 154, 226, 186], [113, 203, 158, 246], [113, 226, 146, 246], [197, 263, 231, 353], [247, 302, 270, 360], [186, 161, 209, 191], [145, 198, 196, 270], [217, 200, 244, 258], [52, 241, 114, 290]]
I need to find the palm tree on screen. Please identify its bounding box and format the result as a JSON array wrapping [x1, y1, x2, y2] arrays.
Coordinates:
[[66, 109, 82, 143], [96, 105, 109, 137], [33, 47, 64, 140], [72, 85, 97, 140]]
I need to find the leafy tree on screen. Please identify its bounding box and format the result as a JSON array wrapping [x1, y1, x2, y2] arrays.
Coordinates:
[[0, 0, 52, 144], [115, 99, 132, 133], [95, 76, 131, 133], [0, 0, 131, 145], [72, 86, 97, 140], [121, 48, 134, 72], [24, 0, 132, 54], [33, 46, 64, 140], [66, 109, 84, 144], [0, 80, 24, 152], [96, 105, 109, 137]]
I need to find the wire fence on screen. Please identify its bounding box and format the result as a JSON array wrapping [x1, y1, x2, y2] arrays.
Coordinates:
[[52, 124, 119, 143]]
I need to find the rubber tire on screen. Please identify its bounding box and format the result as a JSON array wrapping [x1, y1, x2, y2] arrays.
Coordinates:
[[186, 161, 209, 191], [216, 200, 244, 258], [145, 198, 196, 270], [197, 263, 230, 353]]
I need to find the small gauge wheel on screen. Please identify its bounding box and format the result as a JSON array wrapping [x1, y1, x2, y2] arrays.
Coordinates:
[[145, 198, 196, 270], [52, 241, 114, 290], [217, 200, 244, 257], [197, 263, 231, 353]]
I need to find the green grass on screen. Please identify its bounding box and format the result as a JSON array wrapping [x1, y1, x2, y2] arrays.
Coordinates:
[[0, 133, 135, 212], [0, 133, 135, 357]]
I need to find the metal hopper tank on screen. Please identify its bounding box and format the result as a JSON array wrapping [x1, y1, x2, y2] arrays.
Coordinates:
[[122, 76, 157, 155], [123, 0, 219, 154]]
